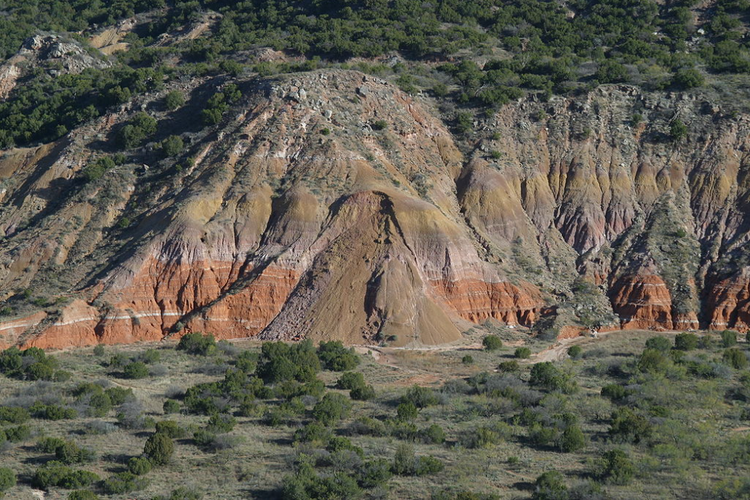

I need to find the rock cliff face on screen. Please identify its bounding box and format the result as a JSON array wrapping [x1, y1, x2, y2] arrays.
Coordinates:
[[1, 69, 749, 348]]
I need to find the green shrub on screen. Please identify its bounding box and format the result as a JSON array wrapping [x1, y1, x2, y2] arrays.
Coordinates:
[[163, 399, 181, 414], [532, 471, 567, 500], [177, 333, 217, 356], [155, 420, 186, 438], [462, 355, 474, 365], [672, 67, 704, 89], [415, 455, 444, 475], [724, 348, 748, 369], [87, 392, 112, 417], [645, 336, 672, 352], [372, 120, 388, 131], [721, 330, 738, 348], [32, 463, 99, 489], [595, 59, 628, 83], [597, 449, 634, 485], [117, 112, 157, 149], [356, 459, 392, 489], [669, 119, 688, 142], [559, 425, 586, 452], [0, 406, 30, 424], [38, 437, 67, 453], [318, 341, 359, 371], [161, 135, 184, 158], [312, 393, 351, 426], [638, 348, 669, 373], [206, 413, 236, 433], [698, 335, 713, 349], [294, 421, 331, 445], [498, 360, 519, 372], [530, 363, 577, 393], [609, 408, 652, 444], [139, 349, 161, 364], [144, 433, 174, 466], [105, 387, 134, 405], [467, 426, 504, 449], [164, 90, 186, 110], [127, 457, 152, 476], [601, 384, 631, 401], [392, 443, 417, 475], [102, 472, 149, 494], [5, 425, 30, 442], [0, 468, 15, 495], [402, 385, 439, 408], [281, 464, 362, 499], [337, 372, 365, 390], [419, 424, 446, 444], [92, 345, 105, 356], [350, 384, 376, 401], [122, 361, 149, 379], [33, 404, 77, 420], [26, 362, 55, 381], [482, 335, 503, 351], [674, 332, 699, 351], [55, 441, 95, 465], [515, 347, 531, 359], [68, 491, 99, 500], [567, 345, 583, 359]]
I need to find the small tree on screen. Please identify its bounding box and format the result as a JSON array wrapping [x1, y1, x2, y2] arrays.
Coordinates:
[[482, 336, 503, 351], [144, 433, 174, 466], [559, 426, 586, 452]]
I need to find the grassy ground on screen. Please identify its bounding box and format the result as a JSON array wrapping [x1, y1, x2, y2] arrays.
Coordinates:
[[0, 329, 748, 499]]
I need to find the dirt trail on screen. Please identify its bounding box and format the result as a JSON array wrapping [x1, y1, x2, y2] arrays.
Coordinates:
[[529, 331, 616, 364]]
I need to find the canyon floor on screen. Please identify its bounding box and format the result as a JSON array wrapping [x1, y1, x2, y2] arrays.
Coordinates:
[[1, 329, 749, 499]]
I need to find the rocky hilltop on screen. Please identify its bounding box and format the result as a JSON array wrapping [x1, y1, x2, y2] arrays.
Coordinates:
[[0, 67, 749, 349]]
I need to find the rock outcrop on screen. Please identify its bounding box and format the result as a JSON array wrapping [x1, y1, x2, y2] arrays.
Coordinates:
[[1, 70, 750, 348]]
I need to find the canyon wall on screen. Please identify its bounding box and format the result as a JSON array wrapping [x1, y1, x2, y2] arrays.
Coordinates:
[[0, 70, 748, 348]]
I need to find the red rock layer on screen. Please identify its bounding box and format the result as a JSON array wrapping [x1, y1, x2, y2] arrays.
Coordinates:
[[610, 274, 699, 330], [429, 278, 542, 325], [704, 272, 750, 332]]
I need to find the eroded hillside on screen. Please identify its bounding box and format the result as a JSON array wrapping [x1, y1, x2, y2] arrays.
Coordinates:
[[0, 66, 749, 348]]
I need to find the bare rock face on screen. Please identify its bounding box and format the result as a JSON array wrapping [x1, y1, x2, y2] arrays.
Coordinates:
[[0, 34, 111, 99], [1, 71, 750, 348]]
